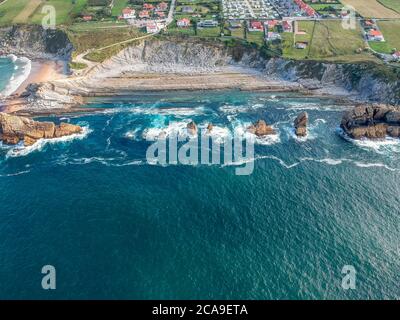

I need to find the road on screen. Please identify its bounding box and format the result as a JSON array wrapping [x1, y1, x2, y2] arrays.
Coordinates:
[[71, 0, 176, 71]]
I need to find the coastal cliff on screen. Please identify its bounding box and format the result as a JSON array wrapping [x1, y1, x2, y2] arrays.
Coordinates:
[[0, 25, 73, 60], [1, 27, 399, 112]]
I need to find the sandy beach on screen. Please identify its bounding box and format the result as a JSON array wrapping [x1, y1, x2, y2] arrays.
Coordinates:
[[1, 59, 65, 113], [15, 59, 65, 95]]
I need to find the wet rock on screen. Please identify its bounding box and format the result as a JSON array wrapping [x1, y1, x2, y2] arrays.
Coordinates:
[[247, 120, 275, 136], [341, 104, 400, 139], [0, 112, 82, 146], [294, 112, 308, 137], [187, 121, 197, 135]]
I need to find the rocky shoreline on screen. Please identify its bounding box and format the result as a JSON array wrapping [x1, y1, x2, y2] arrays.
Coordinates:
[[341, 105, 400, 139], [0, 112, 82, 146]]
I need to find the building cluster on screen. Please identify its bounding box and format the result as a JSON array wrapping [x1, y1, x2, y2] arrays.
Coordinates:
[[362, 19, 385, 42], [269, 0, 316, 18], [222, 0, 279, 20], [119, 2, 169, 33]]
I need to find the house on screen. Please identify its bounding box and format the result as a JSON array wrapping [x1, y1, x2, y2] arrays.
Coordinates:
[[295, 41, 308, 49], [139, 10, 150, 19], [266, 20, 278, 29], [368, 29, 384, 41], [177, 18, 191, 28], [146, 21, 159, 33], [392, 51, 400, 60], [157, 2, 168, 11], [249, 21, 264, 32], [182, 6, 195, 13], [82, 15, 93, 22], [122, 8, 136, 19], [282, 20, 293, 32], [143, 3, 155, 10], [155, 11, 165, 18], [197, 20, 218, 28]]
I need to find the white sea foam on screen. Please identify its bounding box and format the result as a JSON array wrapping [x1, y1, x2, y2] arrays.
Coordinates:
[[285, 102, 345, 112], [0, 55, 32, 97], [142, 120, 196, 141], [0, 170, 31, 177], [102, 106, 204, 117], [233, 121, 281, 146], [337, 127, 400, 154], [125, 127, 142, 140], [5, 126, 91, 158]]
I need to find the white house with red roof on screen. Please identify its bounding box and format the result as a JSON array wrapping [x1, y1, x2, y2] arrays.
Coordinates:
[[146, 21, 159, 33], [368, 29, 384, 41], [282, 20, 293, 33], [248, 21, 264, 32], [139, 10, 150, 19], [392, 51, 400, 61], [122, 8, 136, 19], [157, 2, 168, 11], [177, 18, 191, 28]]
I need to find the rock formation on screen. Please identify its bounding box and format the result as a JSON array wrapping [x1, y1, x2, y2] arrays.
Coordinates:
[[0, 112, 82, 146], [247, 120, 275, 136], [207, 123, 213, 133], [294, 112, 308, 137], [187, 121, 197, 136], [341, 104, 400, 139]]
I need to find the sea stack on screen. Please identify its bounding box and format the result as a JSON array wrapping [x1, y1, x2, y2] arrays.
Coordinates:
[[294, 112, 308, 137], [341, 104, 400, 139], [247, 120, 275, 137], [0, 112, 82, 146], [187, 121, 198, 136]]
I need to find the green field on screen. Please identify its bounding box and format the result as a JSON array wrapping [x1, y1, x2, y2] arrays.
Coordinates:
[[246, 31, 265, 46], [0, 0, 30, 25], [372, 20, 400, 53], [30, 0, 88, 25], [197, 26, 220, 38], [282, 20, 377, 62], [378, 0, 400, 13], [111, 0, 130, 17], [0, 0, 88, 25], [282, 21, 314, 59]]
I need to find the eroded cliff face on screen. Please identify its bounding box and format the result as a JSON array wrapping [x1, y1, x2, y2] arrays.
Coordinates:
[[92, 39, 399, 105], [0, 25, 73, 60], [1, 29, 399, 109], [264, 58, 400, 105]]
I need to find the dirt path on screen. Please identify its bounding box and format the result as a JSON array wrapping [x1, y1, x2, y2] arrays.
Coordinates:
[[13, 0, 42, 24]]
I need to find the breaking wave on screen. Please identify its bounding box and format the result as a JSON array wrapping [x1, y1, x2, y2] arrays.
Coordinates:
[[0, 54, 31, 97], [5, 126, 92, 158]]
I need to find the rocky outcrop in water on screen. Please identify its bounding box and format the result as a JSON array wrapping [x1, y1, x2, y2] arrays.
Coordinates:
[[247, 120, 275, 136], [341, 105, 400, 139], [294, 112, 308, 137], [187, 121, 197, 135], [0, 112, 82, 146]]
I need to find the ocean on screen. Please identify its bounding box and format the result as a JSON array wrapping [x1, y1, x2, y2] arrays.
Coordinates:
[[0, 55, 31, 97], [0, 64, 399, 299]]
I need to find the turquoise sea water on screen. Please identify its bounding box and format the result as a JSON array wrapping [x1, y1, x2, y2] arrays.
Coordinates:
[[0, 57, 14, 94], [1, 84, 399, 298]]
